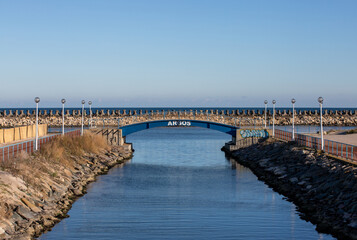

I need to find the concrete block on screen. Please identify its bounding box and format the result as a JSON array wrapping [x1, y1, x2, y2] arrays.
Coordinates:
[[0, 129, 4, 144], [118, 130, 125, 145], [28, 125, 35, 138], [19, 126, 28, 140], [4, 128, 15, 143], [14, 127, 21, 141], [38, 124, 48, 137]]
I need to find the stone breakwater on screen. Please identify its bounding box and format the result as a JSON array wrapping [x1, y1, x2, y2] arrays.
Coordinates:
[[223, 139, 357, 240], [0, 145, 132, 240], [0, 112, 356, 128]]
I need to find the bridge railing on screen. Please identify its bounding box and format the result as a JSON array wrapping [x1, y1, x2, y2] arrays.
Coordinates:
[[274, 129, 357, 162], [0, 129, 80, 162]]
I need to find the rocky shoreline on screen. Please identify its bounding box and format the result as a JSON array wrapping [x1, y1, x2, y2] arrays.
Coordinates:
[[0, 144, 133, 239], [223, 139, 357, 240]]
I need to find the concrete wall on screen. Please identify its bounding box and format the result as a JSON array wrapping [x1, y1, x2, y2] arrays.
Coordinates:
[[0, 124, 48, 144], [19, 126, 27, 139], [235, 128, 271, 142], [4, 128, 15, 143]]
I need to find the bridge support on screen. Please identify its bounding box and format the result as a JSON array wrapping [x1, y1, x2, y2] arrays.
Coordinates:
[[95, 129, 127, 146], [118, 129, 126, 145]]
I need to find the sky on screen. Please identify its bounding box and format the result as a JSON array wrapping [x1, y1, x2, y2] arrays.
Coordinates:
[[0, 0, 356, 108]]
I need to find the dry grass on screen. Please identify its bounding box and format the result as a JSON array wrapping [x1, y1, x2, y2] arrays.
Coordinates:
[[0, 132, 109, 189], [40, 131, 109, 165]]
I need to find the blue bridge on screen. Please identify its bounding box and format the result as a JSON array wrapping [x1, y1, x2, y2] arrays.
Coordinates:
[[119, 119, 238, 137], [96, 118, 269, 147]]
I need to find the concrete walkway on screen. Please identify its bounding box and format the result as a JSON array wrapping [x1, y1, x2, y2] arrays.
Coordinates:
[[0, 133, 58, 148], [308, 132, 357, 146]]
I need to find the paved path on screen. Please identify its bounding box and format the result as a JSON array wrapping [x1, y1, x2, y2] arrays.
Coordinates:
[[0, 133, 58, 147], [308, 132, 357, 146]]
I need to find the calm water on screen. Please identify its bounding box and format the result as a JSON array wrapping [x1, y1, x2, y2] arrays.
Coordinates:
[[40, 128, 334, 240]]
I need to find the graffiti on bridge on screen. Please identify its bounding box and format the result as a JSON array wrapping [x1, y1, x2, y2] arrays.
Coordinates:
[[240, 129, 269, 138]]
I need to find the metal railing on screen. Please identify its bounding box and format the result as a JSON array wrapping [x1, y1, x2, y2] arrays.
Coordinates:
[[0, 129, 81, 162], [274, 129, 357, 162]]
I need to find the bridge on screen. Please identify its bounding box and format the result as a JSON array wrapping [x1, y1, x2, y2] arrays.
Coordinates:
[[95, 118, 240, 146], [95, 115, 270, 149], [120, 119, 238, 137]]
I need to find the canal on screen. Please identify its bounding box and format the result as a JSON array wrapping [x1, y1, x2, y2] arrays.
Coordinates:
[[40, 127, 334, 239]]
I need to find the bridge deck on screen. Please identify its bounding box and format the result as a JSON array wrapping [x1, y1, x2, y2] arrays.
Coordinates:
[[119, 119, 238, 137]]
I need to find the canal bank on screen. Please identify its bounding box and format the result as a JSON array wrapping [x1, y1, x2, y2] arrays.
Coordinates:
[[0, 133, 133, 240], [223, 138, 357, 240]]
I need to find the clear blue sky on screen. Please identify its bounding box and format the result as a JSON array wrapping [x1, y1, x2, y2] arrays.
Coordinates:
[[1, 0, 356, 108]]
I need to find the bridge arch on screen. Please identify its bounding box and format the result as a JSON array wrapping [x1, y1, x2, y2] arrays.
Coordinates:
[[119, 119, 238, 137]]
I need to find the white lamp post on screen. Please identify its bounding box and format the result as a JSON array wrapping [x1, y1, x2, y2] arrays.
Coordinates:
[[264, 100, 268, 129], [61, 99, 66, 136], [34, 97, 40, 150], [318, 97, 324, 150], [272, 100, 276, 137], [291, 98, 296, 140], [88, 101, 92, 128], [81, 100, 85, 136]]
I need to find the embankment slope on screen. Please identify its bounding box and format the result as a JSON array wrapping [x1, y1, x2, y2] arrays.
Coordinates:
[[0, 132, 132, 239]]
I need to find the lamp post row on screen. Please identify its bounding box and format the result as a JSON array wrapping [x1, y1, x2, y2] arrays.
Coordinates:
[[32, 97, 325, 151], [264, 97, 324, 150], [33, 98, 93, 151]]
